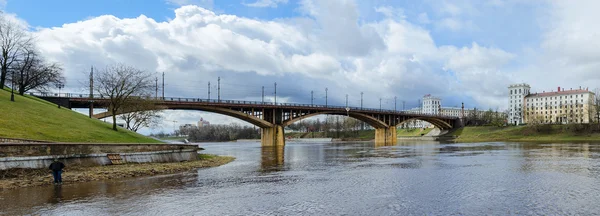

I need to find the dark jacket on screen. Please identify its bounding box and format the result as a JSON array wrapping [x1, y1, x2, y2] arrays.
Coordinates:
[[49, 161, 65, 171]]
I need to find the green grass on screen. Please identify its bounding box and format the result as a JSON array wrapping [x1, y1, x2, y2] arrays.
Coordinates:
[[449, 125, 600, 142], [0, 88, 161, 143], [396, 128, 433, 137], [197, 154, 217, 160]]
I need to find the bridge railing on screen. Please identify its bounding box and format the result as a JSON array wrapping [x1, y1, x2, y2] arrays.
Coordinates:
[[29, 92, 459, 119]]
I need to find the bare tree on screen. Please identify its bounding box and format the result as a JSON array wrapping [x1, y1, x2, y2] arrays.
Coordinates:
[[95, 63, 153, 131], [9, 45, 64, 95], [0, 15, 31, 89], [594, 88, 600, 124], [118, 98, 162, 132]]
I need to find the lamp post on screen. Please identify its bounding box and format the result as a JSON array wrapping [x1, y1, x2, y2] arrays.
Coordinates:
[[10, 72, 15, 102], [56, 83, 64, 108], [325, 88, 328, 107]]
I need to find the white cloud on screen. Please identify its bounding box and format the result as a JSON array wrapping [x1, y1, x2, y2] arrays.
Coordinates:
[[243, 0, 288, 8], [30, 1, 526, 132]]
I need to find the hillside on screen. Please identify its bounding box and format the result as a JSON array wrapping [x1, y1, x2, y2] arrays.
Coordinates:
[[449, 125, 600, 142], [0, 89, 161, 143]]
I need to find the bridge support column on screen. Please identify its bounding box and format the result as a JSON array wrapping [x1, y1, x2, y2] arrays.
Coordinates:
[[261, 125, 285, 146], [375, 126, 397, 146]]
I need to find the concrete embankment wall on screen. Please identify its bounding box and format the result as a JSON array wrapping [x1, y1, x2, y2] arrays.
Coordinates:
[[397, 136, 439, 141], [0, 144, 199, 170]]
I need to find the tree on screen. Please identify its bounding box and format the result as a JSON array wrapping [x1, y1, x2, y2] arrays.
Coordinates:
[[95, 63, 153, 131], [10, 45, 64, 95], [118, 97, 162, 132], [0, 15, 31, 89]]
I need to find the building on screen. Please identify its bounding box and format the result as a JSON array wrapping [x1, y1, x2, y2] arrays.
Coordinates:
[[197, 118, 210, 128], [422, 94, 441, 115], [510, 84, 596, 124], [508, 83, 531, 125], [401, 94, 491, 128]]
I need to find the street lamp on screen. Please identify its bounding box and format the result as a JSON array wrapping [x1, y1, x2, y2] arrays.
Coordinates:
[[56, 83, 65, 108], [10, 72, 15, 102]]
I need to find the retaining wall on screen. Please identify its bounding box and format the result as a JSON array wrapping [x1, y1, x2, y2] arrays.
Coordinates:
[[0, 143, 199, 170]]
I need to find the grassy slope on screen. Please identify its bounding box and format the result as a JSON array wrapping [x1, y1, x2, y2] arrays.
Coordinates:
[[0, 89, 161, 143], [449, 125, 600, 142], [396, 128, 433, 136]]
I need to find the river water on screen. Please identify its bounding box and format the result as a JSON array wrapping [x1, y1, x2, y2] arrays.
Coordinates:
[[2, 141, 600, 215]]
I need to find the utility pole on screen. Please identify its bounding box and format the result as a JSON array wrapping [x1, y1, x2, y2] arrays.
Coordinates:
[[208, 82, 211, 100], [360, 92, 363, 109], [161, 72, 165, 100], [311, 90, 314, 106], [325, 88, 328, 107], [89, 66, 94, 118], [155, 77, 158, 99], [345, 94, 348, 107], [217, 77, 221, 102], [274, 82, 277, 104], [379, 98, 382, 111], [402, 100, 405, 111], [262, 86, 265, 103], [394, 96, 397, 112]]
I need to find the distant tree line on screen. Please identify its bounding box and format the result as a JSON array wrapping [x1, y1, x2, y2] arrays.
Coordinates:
[[462, 108, 508, 127], [184, 123, 260, 142], [286, 115, 372, 138]]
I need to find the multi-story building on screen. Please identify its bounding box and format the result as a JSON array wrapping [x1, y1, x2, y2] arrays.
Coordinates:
[[197, 118, 210, 128], [509, 84, 596, 124], [422, 94, 441, 115], [401, 95, 492, 128], [508, 83, 531, 125]]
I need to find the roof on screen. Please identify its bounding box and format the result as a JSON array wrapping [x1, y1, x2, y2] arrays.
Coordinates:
[[526, 89, 593, 97]]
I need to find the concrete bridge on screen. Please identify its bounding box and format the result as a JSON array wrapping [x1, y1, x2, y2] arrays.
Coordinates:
[[33, 92, 461, 146]]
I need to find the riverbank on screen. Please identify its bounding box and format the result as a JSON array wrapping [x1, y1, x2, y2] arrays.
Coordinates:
[[0, 154, 234, 190], [449, 125, 600, 142], [0, 88, 160, 143]]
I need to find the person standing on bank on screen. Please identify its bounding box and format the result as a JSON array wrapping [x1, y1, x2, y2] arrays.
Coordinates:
[[49, 159, 65, 185]]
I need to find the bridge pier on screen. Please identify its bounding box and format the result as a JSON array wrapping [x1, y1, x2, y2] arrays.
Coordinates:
[[374, 126, 397, 146], [261, 125, 285, 146]]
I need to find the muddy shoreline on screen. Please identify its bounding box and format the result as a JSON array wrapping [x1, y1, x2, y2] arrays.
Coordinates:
[[0, 154, 234, 190]]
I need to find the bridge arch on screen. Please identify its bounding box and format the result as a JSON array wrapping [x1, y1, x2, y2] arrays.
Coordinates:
[[395, 117, 453, 130], [92, 104, 274, 128], [281, 111, 389, 128]]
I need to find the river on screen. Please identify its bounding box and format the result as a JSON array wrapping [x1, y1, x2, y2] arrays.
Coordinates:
[[2, 140, 600, 215]]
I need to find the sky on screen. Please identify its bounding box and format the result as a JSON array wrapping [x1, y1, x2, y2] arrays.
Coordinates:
[[3, 0, 600, 134]]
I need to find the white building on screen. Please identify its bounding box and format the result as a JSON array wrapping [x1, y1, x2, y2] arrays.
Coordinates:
[[509, 84, 596, 124], [401, 95, 491, 128], [422, 94, 441, 115], [508, 83, 531, 125]]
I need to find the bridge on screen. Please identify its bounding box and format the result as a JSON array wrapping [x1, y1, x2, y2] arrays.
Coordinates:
[[32, 92, 461, 146]]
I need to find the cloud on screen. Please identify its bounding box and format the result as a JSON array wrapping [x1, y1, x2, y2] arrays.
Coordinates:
[[243, 0, 288, 8], [31, 2, 522, 132]]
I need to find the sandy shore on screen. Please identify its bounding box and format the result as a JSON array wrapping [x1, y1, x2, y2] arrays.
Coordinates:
[[0, 154, 234, 190]]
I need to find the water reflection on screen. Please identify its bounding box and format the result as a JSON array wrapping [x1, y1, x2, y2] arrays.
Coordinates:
[[261, 146, 285, 172], [3, 141, 600, 215]]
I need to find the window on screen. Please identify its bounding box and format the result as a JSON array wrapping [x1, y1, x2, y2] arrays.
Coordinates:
[[510, 90, 513, 94], [519, 89, 522, 94]]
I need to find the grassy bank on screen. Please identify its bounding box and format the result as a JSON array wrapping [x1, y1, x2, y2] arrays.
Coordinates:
[[396, 128, 433, 137], [0, 89, 160, 143], [450, 125, 600, 142], [0, 154, 234, 190]]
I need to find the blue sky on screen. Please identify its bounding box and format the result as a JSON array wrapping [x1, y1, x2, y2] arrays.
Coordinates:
[[4, 0, 600, 133]]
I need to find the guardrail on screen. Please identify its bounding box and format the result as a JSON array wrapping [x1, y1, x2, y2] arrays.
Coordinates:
[[29, 92, 459, 119]]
